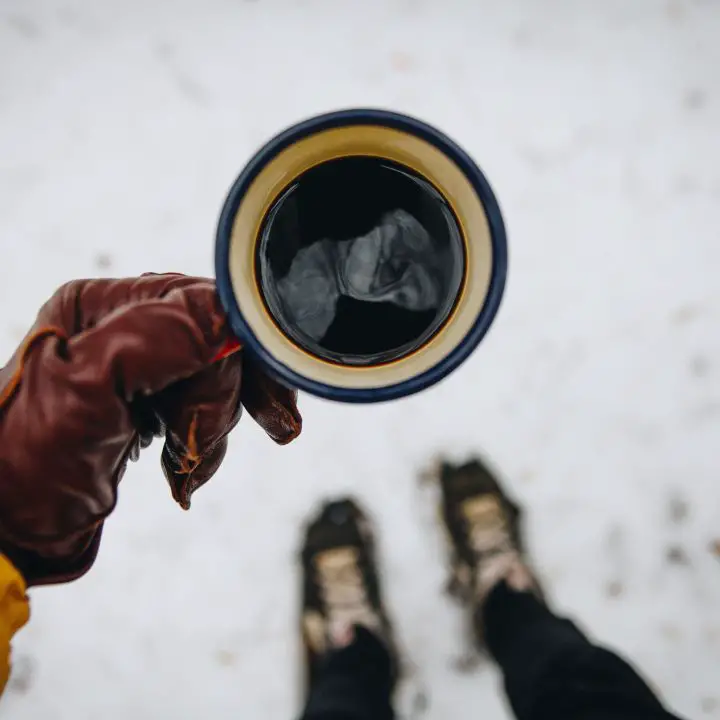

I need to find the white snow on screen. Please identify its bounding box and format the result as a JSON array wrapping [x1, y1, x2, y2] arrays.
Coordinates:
[[1, 0, 719, 718]]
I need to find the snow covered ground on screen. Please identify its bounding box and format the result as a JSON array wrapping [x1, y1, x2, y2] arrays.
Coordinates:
[[1, 0, 719, 717]]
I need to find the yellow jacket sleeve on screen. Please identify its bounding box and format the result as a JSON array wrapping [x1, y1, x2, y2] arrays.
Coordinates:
[[0, 554, 30, 696]]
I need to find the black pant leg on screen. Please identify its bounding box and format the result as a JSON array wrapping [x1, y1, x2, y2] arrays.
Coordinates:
[[483, 581, 684, 720], [299, 626, 395, 720]]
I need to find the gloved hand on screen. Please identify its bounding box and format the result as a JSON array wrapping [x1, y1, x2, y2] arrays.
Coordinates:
[[0, 273, 302, 588]]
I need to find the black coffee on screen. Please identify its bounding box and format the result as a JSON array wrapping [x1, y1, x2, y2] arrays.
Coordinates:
[[257, 156, 465, 366]]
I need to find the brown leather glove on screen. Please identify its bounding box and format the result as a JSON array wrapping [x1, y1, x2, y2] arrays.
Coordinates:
[[0, 273, 302, 587]]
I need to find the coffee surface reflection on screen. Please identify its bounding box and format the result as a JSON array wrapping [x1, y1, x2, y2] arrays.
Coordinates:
[[258, 157, 465, 365]]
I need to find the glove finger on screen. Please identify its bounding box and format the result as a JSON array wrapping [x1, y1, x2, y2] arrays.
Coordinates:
[[240, 355, 302, 445], [64, 278, 230, 401], [161, 437, 230, 510], [31, 273, 216, 333], [154, 352, 243, 509]]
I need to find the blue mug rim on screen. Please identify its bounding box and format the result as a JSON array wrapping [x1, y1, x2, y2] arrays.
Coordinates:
[[215, 108, 508, 403]]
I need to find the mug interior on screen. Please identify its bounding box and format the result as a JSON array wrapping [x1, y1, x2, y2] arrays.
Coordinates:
[[256, 156, 465, 366]]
